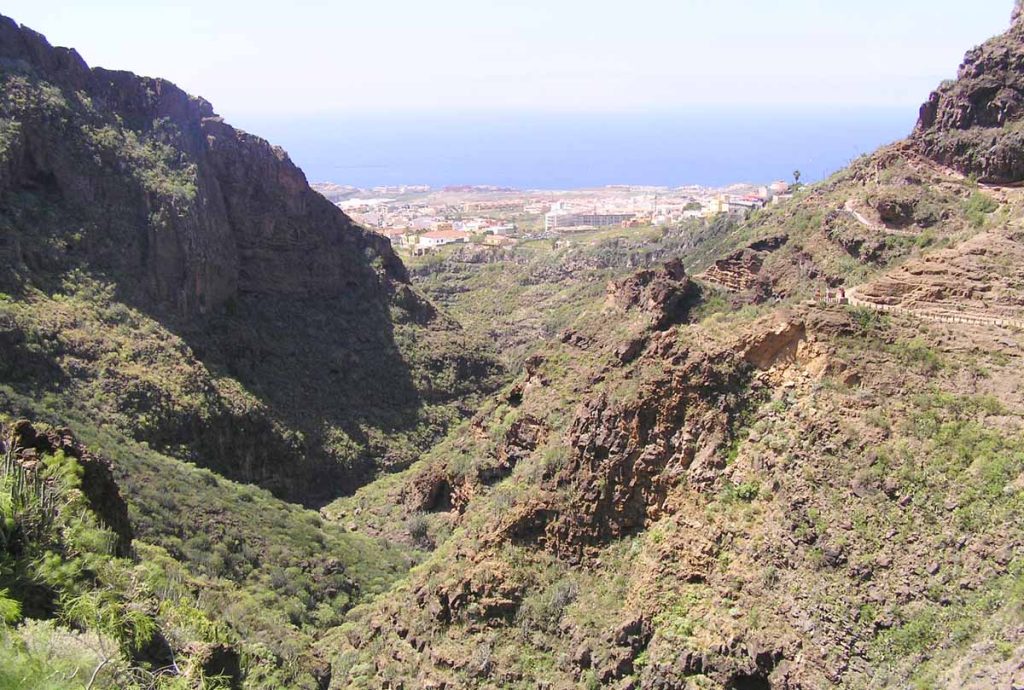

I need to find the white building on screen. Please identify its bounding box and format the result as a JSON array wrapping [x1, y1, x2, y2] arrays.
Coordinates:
[[418, 230, 472, 248], [544, 211, 635, 231]]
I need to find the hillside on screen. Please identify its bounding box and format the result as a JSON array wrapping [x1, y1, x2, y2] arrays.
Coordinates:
[[0, 11, 498, 689], [318, 9, 1024, 690], [3, 6, 1024, 690], [0, 14, 501, 506], [407, 219, 733, 371]]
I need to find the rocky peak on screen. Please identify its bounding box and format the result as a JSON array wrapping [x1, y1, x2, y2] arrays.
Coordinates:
[[0, 15, 90, 87], [912, 4, 1024, 182]]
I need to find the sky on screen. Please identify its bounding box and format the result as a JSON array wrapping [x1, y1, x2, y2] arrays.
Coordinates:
[[0, 1, 1014, 123]]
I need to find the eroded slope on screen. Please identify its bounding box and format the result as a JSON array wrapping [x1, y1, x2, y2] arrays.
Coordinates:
[[322, 10, 1024, 689]]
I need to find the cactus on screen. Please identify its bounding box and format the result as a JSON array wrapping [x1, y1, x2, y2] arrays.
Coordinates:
[[0, 428, 61, 550]]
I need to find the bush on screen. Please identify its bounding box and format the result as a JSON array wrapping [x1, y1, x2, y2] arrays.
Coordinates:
[[406, 513, 430, 545], [734, 482, 760, 501], [515, 577, 578, 633], [850, 306, 886, 332], [721, 481, 760, 503], [964, 192, 998, 228], [913, 200, 943, 228], [0, 620, 108, 690], [889, 339, 943, 373]]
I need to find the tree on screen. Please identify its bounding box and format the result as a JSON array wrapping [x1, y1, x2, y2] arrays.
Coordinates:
[[793, 169, 802, 185]]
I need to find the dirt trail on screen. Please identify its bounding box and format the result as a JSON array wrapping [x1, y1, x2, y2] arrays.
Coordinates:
[[842, 200, 921, 237], [844, 287, 1024, 331]]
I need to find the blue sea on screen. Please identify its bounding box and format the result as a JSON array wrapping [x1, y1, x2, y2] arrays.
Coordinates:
[[236, 108, 913, 189]]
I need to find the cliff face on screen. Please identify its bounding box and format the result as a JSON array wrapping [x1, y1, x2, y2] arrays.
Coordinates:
[[0, 14, 405, 317], [0, 14, 500, 505], [912, 3, 1024, 183]]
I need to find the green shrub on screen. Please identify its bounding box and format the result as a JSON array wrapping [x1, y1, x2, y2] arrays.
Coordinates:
[[406, 513, 430, 545], [515, 577, 578, 633], [653, 589, 705, 642], [875, 607, 941, 660], [850, 306, 886, 332], [721, 481, 760, 504], [734, 482, 760, 501], [0, 590, 20, 624], [889, 339, 943, 373], [964, 192, 998, 228], [0, 621, 107, 690]]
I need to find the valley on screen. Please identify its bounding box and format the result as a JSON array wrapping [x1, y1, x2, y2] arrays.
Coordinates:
[[0, 5, 1023, 690]]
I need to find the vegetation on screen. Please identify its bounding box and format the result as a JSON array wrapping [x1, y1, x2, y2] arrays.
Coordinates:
[[0, 395, 416, 688], [964, 191, 999, 228], [3, 10, 1024, 690], [0, 426, 178, 689], [408, 221, 724, 370], [84, 123, 198, 203]]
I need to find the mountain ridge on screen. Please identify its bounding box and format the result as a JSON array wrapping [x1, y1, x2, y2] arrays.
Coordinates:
[[0, 13, 408, 317], [0, 11, 501, 505]]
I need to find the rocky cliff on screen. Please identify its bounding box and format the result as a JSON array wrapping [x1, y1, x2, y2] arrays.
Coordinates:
[[912, 2, 1024, 183], [0, 14, 404, 315], [0, 14, 500, 505]]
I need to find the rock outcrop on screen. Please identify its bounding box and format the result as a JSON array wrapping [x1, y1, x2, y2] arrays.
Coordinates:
[[494, 346, 757, 561], [607, 258, 701, 329], [3, 420, 133, 556], [699, 248, 766, 292], [912, 3, 1024, 182], [697, 236, 786, 297]]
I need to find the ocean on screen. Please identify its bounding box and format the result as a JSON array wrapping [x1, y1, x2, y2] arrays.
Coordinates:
[[235, 108, 914, 190]]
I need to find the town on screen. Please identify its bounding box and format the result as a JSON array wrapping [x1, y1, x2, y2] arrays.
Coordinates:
[[311, 179, 795, 254]]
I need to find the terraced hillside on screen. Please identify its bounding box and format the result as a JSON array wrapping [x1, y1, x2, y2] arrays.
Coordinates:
[[318, 9, 1024, 689]]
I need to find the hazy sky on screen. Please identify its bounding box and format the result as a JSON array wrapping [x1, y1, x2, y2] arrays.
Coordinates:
[[1, 1, 1012, 121]]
